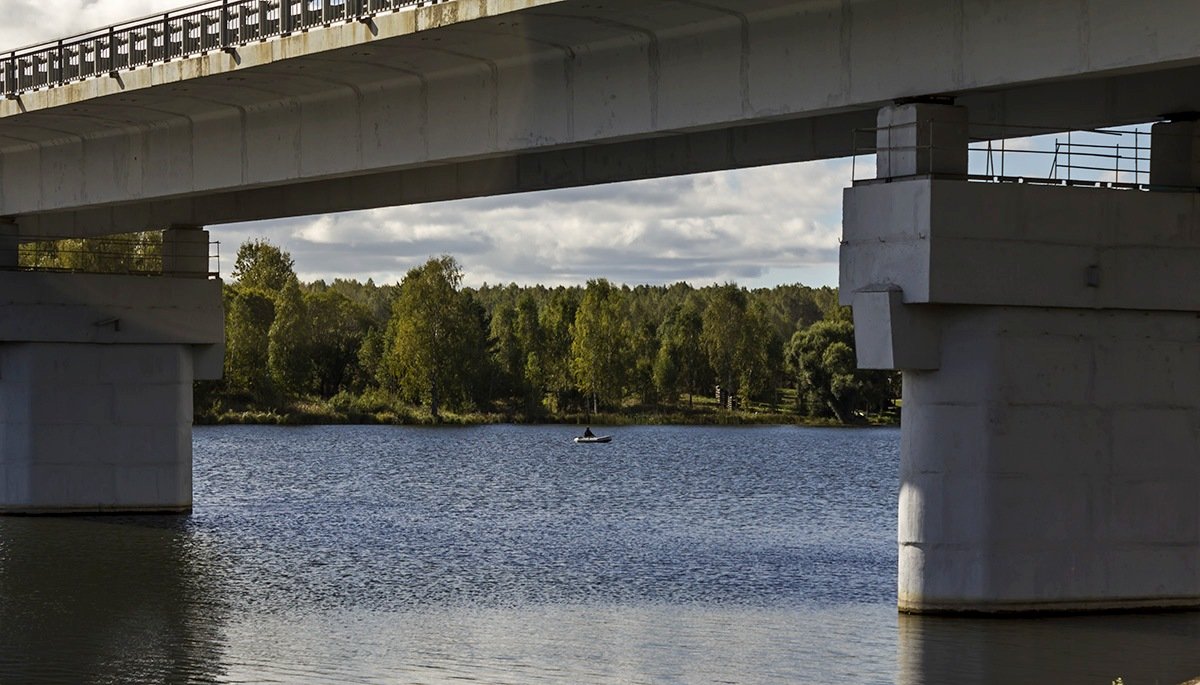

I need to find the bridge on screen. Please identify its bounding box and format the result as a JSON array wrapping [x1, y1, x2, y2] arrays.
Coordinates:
[[5, 0, 1200, 615]]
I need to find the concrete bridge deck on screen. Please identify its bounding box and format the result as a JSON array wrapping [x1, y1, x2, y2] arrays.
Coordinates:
[[5, 0, 1200, 236]]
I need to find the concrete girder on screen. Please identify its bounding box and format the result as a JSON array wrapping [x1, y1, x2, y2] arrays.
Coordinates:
[[16, 109, 871, 236], [6, 0, 1200, 230]]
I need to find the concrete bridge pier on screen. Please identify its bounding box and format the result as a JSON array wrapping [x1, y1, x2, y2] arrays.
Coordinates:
[[844, 105, 1200, 613], [0, 227, 223, 514]]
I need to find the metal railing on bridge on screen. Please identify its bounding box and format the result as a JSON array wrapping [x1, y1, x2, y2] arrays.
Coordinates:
[[851, 122, 1157, 190], [5, 232, 220, 278], [2, 0, 448, 99]]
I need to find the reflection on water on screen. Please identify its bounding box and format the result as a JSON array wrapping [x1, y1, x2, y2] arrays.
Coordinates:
[[0, 516, 227, 683], [0, 425, 1197, 683], [899, 611, 1200, 685], [218, 605, 891, 684]]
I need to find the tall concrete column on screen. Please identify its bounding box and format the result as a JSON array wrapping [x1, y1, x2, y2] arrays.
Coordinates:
[[844, 110, 1200, 613], [0, 229, 223, 514]]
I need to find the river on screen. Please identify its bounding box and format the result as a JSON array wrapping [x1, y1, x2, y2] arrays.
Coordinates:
[[0, 424, 1197, 683]]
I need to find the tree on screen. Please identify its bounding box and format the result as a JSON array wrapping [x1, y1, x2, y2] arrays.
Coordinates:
[[489, 300, 526, 406], [232, 239, 296, 293], [305, 289, 374, 397], [19, 231, 162, 274], [382, 256, 487, 420], [538, 287, 581, 412], [513, 292, 546, 414], [785, 319, 892, 422], [570, 279, 631, 413], [223, 285, 276, 404], [747, 299, 784, 405], [267, 277, 309, 398], [700, 284, 770, 405], [626, 291, 661, 406], [654, 293, 710, 406]]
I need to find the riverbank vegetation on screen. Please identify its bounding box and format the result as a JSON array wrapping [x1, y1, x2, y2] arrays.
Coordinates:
[[195, 240, 899, 426]]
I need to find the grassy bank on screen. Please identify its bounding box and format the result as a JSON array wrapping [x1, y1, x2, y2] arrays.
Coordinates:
[[195, 391, 898, 427]]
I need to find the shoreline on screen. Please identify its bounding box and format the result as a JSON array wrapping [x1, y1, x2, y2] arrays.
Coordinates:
[[194, 406, 898, 428]]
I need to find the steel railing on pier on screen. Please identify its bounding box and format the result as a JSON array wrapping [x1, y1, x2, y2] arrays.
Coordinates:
[[5, 232, 220, 277], [852, 122, 1157, 190]]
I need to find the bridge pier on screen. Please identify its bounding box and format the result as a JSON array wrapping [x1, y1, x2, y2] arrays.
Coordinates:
[[0, 228, 222, 514], [845, 105, 1200, 613]]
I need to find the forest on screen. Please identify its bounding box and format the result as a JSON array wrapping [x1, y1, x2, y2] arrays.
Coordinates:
[[195, 239, 899, 425]]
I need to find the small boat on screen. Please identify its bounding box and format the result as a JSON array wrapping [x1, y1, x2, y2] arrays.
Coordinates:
[[573, 435, 612, 444]]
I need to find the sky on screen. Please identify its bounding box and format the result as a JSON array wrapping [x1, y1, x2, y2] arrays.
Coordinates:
[[2, 0, 850, 289]]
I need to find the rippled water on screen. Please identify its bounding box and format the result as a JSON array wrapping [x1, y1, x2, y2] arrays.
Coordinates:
[[1, 425, 1198, 684]]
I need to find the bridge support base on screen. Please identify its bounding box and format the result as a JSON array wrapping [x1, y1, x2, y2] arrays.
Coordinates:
[[844, 176, 1200, 613], [0, 234, 222, 514], [897, 306, 1200, 613], [0, 343, 200, 514]]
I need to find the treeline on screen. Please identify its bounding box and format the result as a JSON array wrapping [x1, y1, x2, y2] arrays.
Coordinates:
[[197, 240, 897, 423]]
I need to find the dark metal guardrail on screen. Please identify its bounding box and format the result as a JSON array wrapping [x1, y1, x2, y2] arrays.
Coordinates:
[[8, 233, 220, 277], [852, 122, 1155, 189], [1, 0, 447, 99]]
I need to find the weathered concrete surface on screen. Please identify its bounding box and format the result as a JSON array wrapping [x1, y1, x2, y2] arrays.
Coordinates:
[[7, 0, 1200, 235], [841, 180, 1200, 312], [898, 305, 1200, 613], [0, 272, 223, 352], [0, 270, 222, 513], [851, 287, 939, 371], [0, 343, 197, 513], [843, 178, 1200, 613]]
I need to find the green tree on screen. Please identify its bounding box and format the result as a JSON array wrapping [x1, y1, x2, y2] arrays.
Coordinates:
[[223, 285, 276, 404], [267, 277, 309, 398], [489, 300, 526, 406], [359, 326, 387, 390], [629, 316, 660, 405], [785, 319, 892, 422], [305, 289, 374, 397], [700, 284, 770, 404], [570, 279, 631, 413], [741, 300, 776, 401], [513, 292, 546, 413], [382, 256, 486, 420], [19, 231, 162, 274], [654, 294, 710, 406], [232, 239, 297, 293], [626, 290, 661, 406], [538, 287, 581, 412]]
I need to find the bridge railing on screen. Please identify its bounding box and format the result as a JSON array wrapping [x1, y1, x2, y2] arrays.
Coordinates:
[[4, 232, 220, 278], [851, 122, 1154, 189], [1, 0, 445, 98]]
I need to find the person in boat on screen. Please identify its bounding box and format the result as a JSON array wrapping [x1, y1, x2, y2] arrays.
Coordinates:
[[582, 426, 595, 438]]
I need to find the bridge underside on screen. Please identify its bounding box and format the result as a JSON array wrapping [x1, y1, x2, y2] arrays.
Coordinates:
[[6, 0, 1200, 236]]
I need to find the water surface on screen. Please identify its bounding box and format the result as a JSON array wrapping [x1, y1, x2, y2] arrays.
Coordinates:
[[0, 425, 1197, 683]]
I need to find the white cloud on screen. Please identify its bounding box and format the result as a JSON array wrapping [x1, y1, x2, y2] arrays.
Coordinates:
[[0, 0, 180, 52], [224, 159, 850, 287], [5, 1, 849, 289]]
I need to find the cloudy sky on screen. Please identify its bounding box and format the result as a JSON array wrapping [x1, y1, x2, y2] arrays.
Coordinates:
[[2, 0, 849, 288]]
